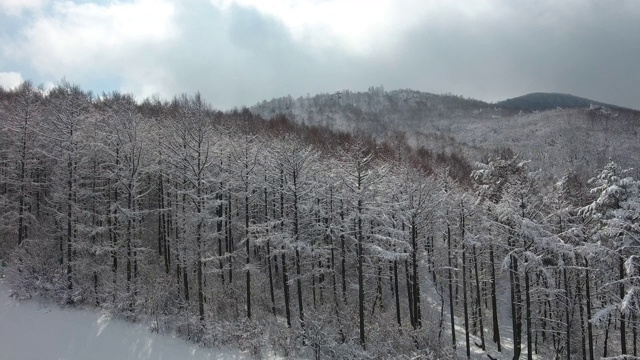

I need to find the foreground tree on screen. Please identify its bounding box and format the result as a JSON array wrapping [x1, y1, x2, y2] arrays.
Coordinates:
[[44, 82, 93, 299], [580, 161, 640, 357]]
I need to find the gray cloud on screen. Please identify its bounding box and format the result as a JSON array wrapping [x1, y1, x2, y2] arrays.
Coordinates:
[[356, 0, 640, 108], [2, 0, 639, 110]]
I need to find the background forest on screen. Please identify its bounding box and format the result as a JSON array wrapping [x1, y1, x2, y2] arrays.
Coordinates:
[[1, 81, 639, 359]]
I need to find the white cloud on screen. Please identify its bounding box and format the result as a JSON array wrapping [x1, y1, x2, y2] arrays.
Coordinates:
[[208, 0, 506, 57], [0, 72, 23, 89], [0, 0, 48, 16], [12, 0, 178, 91], [210, 0, 422, 56]]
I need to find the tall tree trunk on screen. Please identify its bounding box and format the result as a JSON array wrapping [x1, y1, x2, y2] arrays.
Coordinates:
[[633, 313, 638, 356], [406, 255, 414, 329], [293, 170, 304, 331], [447, 221, 456, 349], [525, 271, 532, 360], [282, 249, 291, 327], [17, 118, 28, 246], [340, 201, 347, 304], [509, 232, 522, 360], [245, 185, 251, 319], [577, 273, 586, 360], [166, 195, 172, 276], [126, 189, 134, 310], [227, 191, 233, 284], [394, 255, 401, 327], [584, 257, 594, 360], [265, 186, 276, 316], [473, 244, 486, 350], [197, 186, 205, 321], [217, 189, 224, 283], [91, 158, 99, 306], [296, 245, 304, 325], [461, 205, 470, 359], [157, 176, 164, 257], [280, 167, 291, 327], [67, 154, 74, 294], [489, 244, 501, 351], [181, 191, 190, 303], [603, 314, 611, 358], [328, 189, 343, 339], [358, 197, 365, 347], [620, 255, 628, 355], [109, 176, 118, 287], [411, 216, 421, 329], [159, 174, 169, 274], [563, 258, 570, 360]]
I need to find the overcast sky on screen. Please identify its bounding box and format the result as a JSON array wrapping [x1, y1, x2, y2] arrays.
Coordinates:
[[1, 0, 638, 110]]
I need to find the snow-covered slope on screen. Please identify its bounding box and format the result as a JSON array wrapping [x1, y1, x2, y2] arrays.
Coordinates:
[[252, 89, 640, 178], [0, 280, 251, 360]]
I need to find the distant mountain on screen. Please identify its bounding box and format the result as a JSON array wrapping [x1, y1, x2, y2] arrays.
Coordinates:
[[495, 92, 617, 111], [252, 87, 640, 178], [252, 87, 493, 137]]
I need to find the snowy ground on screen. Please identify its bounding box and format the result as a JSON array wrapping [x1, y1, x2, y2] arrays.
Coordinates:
[[0, 267, 549, 360], [0, 279, 252, 360]]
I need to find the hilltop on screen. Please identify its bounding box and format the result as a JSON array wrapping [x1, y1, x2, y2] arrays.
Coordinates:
[[496, 92, 625, 111]]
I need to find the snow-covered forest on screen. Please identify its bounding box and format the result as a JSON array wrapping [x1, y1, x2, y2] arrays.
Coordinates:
[[1, 81, 639, 359], [252, 87, 640, 179]]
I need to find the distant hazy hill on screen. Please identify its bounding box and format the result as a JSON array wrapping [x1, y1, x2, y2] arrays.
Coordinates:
[[252, 87, 640, 178], [252, 87, 493, 135], [496, 92, 615, 111]]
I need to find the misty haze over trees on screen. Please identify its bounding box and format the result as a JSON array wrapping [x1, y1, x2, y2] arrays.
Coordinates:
[[1, 81, 640, 359]]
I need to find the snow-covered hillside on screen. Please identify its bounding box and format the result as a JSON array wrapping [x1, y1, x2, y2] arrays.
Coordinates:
[[252, 89, 640, 178], [0, 280, 251, 360]]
